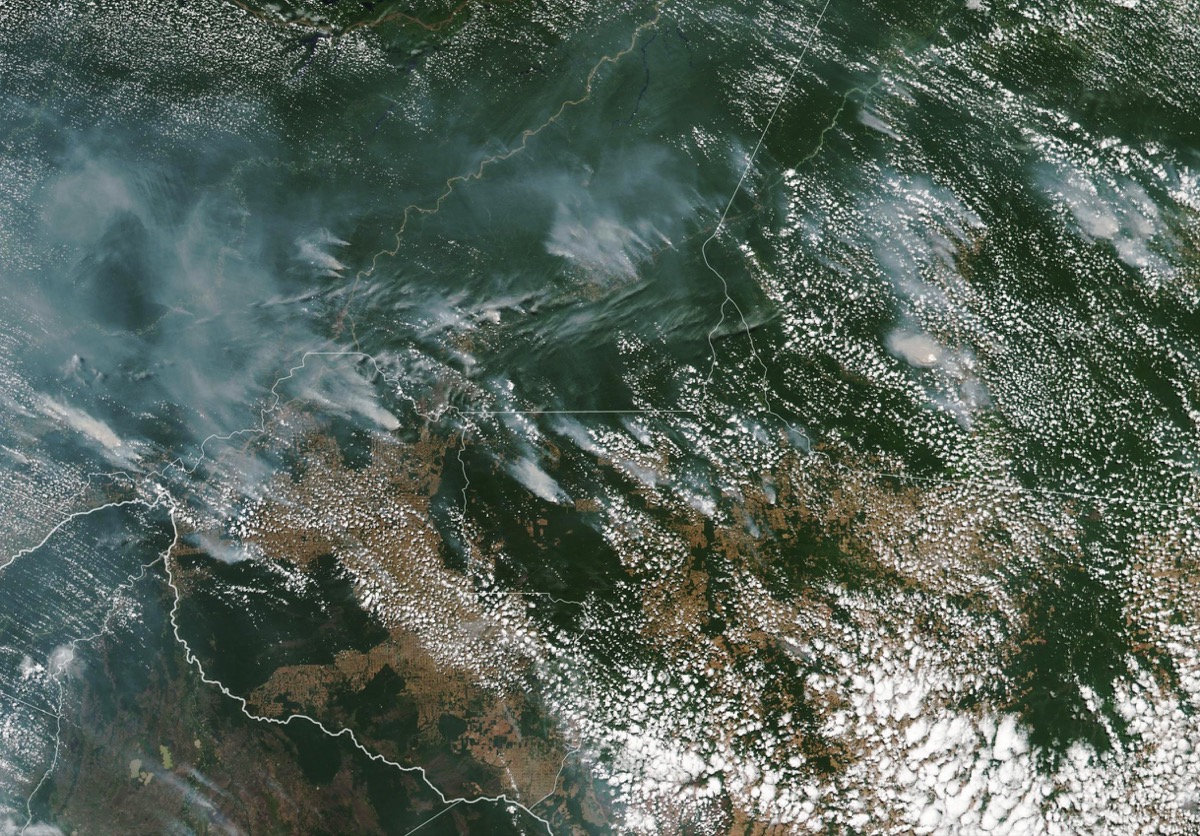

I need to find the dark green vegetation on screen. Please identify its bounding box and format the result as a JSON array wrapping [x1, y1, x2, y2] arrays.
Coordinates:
[[3, 0, 1200, 831]]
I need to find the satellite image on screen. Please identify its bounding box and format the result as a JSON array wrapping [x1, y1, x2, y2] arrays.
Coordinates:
[[2, 0, 1200, 833]]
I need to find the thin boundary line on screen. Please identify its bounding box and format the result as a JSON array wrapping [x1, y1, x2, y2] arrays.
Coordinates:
[[701, 0, 835, 436], [402, 799, 462, 836]]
